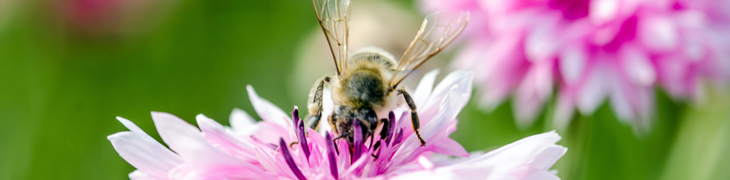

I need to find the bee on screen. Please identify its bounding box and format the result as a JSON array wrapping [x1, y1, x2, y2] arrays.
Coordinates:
[[304, 0, 468, 147]]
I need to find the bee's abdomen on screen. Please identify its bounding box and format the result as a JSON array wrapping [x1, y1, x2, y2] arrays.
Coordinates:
[[342, 68, 387, 107]]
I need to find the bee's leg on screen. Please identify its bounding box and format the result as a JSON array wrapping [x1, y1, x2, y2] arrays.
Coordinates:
[[305, 76, 331, 130], [372, 118, 389, 151], [378, 118, 390, 140], [333, 132, 349, 141], [398, 88, 426, 146], [332, 131, 349, 155]]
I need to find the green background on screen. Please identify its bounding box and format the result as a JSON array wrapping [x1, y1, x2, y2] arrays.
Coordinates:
[[1, 0, 728, 179]]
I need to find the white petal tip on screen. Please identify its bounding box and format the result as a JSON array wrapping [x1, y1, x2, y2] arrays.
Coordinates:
[[541, 131, 563, 142], [107, 131, 130, 141], [116, 116, 133, 125], [150, 111, 165, 117], [246, 85, 261, 101], [231, 108, 248, 119], [150, 111, 176, 120], [196, 114, 207, 123], [150, 112, 187, 128], [196, 114, 218, 126], [246, 85, 255, 94]]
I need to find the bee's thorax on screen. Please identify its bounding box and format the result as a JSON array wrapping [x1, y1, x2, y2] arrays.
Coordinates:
[[331, 47, 399, 111], [334, 66, 390, 108], [347, 47, 397, 71]]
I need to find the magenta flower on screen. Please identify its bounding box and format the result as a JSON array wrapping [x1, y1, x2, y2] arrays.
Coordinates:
[[108, 70, 567, 179], [420, 0, 730, 131], [54, 0, 172, 35]]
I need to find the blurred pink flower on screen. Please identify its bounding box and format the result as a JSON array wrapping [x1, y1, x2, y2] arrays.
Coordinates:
[[421, 0, 730, 131], [55, 0, 173, 35], [108, 70, 567, 179]]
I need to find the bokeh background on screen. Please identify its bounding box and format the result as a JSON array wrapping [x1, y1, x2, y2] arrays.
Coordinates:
[[1, 0, 729, 179]]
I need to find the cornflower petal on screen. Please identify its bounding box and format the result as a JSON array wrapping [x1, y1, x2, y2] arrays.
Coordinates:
[[108, 132, 179, 178], [391, 86, 466, 167], [342, 148, 374, 177], [306, 129, 326, 148], [111, 117, 183, 176], [229, 108, 255, 133], [196, 114, 257, 161], [413, 69, 440, 106], [115, 117, 181, 162], [247, 85, 291, 126], [336, 141, 351, 171], [127, 170, 150, 179], [249, 135, 277, 150], [430, 138, 469, 157], [255, 147, 282, 175], [151, 112, 238, 165]]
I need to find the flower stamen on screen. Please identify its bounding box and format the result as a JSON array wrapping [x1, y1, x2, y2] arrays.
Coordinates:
[[279, 138, 306, 180], [292, 108, 311, 159], [352, 119, 363, 163], [325, 132, 339, 179], [385, 111, 396, 145], [392, 128, 404, 146]]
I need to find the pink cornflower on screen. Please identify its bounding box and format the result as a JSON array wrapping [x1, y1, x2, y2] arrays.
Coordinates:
[[54, 0, 171, 35], [108, 70, 567, 179], [421, 0, 730, 132]]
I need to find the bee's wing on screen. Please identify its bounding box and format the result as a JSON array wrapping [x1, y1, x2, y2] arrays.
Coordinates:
[[312, 0, 351, 75], [390, 11, 469, 88]]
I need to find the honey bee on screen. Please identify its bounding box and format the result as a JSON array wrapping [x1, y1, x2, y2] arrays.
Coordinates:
[[304, 0, 468, 147]]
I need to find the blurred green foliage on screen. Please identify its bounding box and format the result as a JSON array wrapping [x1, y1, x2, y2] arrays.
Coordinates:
[[1, 0, 728, 180], [1, 0, 316, 179]]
